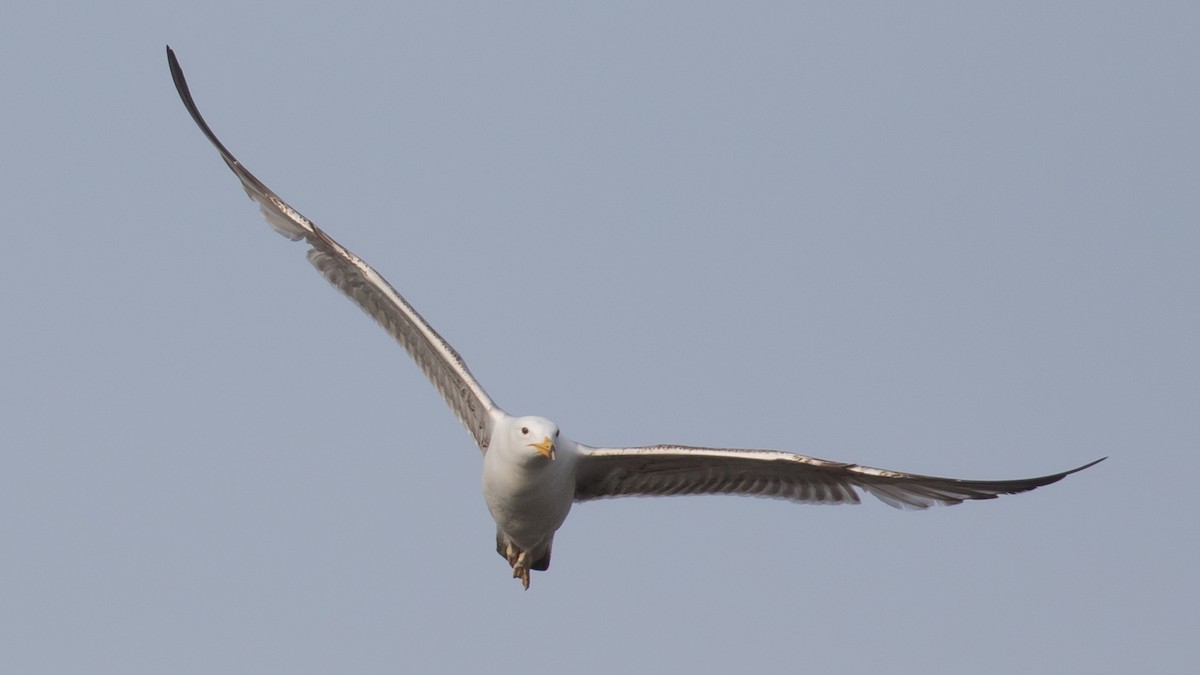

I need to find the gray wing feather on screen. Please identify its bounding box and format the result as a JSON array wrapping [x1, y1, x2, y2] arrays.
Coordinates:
[[168, 47, 499, 450], [574, 445, 1104, 509]]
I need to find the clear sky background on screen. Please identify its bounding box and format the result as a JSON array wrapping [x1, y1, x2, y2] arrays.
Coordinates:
[[2, 2, 1196, 673]]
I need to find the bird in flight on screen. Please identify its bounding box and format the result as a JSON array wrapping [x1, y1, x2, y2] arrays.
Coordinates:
[[167, 47, 1103, 589]]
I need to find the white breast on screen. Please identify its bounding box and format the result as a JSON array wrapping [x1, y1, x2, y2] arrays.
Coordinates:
[[482, 438, 579, 550]]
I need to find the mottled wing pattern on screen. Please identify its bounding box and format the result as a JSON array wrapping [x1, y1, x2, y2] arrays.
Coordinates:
[[574, 445, 1104, 509], [168, 47, 499, 450]]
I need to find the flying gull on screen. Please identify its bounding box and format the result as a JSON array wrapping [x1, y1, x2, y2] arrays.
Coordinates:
[[167, 47, 1104, 589]]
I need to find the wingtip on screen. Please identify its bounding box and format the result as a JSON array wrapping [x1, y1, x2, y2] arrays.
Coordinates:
[[1056, 456, 1106, 481], [166, 46, 185, 91]]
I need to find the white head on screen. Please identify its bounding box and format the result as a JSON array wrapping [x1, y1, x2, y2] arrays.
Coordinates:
[[502, 415, 560, 463]]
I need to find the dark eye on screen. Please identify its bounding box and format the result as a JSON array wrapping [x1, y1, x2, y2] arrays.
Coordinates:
[[521, 427, 529, 435], [555, 430, 560, 438]]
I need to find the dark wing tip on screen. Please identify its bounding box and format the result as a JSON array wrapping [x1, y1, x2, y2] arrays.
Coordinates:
[[166, 45, 189, 105], [1002, 455, 1107, 493], [165, 46, 240, 165], [1061, 456, 1107, 478]]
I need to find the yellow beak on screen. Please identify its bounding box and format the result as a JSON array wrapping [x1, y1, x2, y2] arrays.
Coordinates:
[[528, 436, 556, 461]]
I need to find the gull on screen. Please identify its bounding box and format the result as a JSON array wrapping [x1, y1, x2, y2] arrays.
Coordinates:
[[167, 47, 1104, 589]]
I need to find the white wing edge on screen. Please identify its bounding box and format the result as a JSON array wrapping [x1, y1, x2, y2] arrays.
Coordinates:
[[167, 46, 502, 451], [573, 444, 1105, 509]]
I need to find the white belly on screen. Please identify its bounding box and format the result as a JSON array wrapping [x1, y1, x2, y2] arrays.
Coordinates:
[[482, 451, 576, 550]]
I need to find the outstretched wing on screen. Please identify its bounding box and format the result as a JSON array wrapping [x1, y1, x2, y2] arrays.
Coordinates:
[[168, 47, 500, 451], [574, 444, 1103, 509]]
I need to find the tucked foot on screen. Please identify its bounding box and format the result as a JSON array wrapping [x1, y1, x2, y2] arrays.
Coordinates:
[[504, 542, 522, 568], [512, 550, 532, 590]]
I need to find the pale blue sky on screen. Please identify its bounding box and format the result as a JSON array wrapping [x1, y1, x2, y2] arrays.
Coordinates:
[[2, 2, 1196, 673]]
